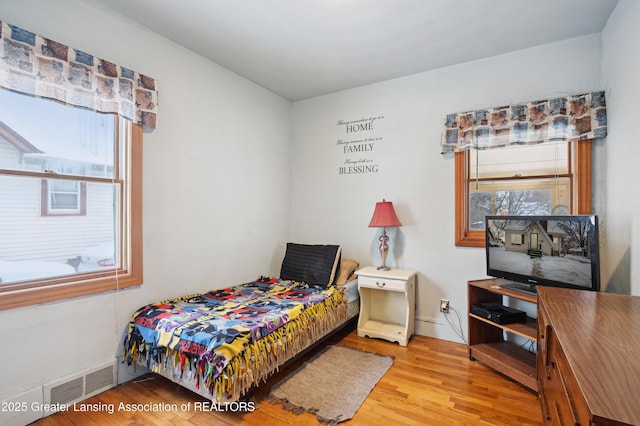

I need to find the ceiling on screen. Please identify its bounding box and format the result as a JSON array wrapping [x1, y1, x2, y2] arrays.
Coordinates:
[[94, 0, 618, 101]]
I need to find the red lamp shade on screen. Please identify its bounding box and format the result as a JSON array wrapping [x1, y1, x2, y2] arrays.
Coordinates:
[[368, 199, 402, 228]]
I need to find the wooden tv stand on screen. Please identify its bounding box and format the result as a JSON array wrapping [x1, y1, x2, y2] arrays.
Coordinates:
[[467, 279, 537, 391]]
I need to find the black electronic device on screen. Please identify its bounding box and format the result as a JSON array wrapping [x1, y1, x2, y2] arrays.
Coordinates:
[[470, 302, 527, 324], [485, 215, 600, 293]]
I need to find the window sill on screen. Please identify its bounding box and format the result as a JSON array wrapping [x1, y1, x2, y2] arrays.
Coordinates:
[[455, 230, 485, 247], [0, 269, 142, 310]]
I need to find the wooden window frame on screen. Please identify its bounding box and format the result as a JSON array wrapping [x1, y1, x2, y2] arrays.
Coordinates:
[[0, 123, 143, 310], [455, 139, 592, 247]]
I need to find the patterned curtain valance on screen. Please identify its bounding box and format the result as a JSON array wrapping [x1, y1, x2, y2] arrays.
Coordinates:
[[441, 91, 606, 154], [0, 21, 158, 129]]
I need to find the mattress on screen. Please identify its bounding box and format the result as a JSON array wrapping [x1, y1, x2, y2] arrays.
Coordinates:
[[342, 278, 359, 303], [123, 278, 359, 402]]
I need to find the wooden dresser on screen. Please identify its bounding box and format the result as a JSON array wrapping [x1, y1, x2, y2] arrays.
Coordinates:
[[537, 286, 640, 425]]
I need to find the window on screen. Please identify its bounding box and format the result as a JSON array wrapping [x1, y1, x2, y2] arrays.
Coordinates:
[[0, 89, 143, 310], [455, 140, 592, 247], [42, 180, 87, 215], [511, 233, 525, 246]]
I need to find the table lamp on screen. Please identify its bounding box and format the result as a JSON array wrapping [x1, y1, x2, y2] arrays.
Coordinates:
[[368, 199, 402, 270]]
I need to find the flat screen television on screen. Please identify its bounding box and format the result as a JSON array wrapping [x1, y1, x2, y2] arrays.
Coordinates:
[[485, 215, 600, 294]]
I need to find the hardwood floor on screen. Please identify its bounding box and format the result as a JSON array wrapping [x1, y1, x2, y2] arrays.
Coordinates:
[[35, 326, 543, 425]]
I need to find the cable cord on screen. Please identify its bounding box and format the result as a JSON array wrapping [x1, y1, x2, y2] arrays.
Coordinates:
[[444, 306, 467, 344], [520, 338, 536, 354]]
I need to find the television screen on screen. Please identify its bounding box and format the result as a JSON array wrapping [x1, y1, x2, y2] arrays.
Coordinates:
[[485, 215, 600, 293]]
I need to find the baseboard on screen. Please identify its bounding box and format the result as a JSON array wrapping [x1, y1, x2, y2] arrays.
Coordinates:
[[116, 355, 147, 385], [0, 387, 43, 426], [415, 315, 467, 344], [415, 315, 445, 326]]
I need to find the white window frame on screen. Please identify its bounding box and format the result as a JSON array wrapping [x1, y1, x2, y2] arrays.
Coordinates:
[[41, 179, 86, 216]]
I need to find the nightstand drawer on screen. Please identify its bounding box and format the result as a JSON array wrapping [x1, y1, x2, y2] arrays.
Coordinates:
[[358, 275, 406, 291]]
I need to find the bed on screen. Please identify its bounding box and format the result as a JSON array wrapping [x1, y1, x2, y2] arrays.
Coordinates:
[[122, 243, 360, 403]]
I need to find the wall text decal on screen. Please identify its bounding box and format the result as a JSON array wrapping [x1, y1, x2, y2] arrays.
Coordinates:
[[336, 115, 384, 175]]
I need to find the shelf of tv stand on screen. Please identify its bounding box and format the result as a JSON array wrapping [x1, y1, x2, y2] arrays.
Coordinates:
[[468, 278, 538, 391], [468, 313, 537, 340], [469, 342, 537, 390]]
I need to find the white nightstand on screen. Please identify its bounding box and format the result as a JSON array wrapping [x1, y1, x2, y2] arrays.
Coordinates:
[[356, 266, 416, 346]]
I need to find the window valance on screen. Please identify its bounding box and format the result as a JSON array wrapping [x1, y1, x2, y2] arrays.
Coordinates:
[[441, 91, 606, 154], [0, 21, 158, 130]]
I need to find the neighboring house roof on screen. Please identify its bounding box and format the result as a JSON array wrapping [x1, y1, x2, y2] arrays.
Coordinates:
[[0, 120, 112, 169], [504, 220, 563, 234], [503, 220, 533, 232], [546, 221, 564, 235], [0, 120, 42, 153]]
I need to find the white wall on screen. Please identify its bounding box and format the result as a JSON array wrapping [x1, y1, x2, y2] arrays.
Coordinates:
[[290, 34, 605, 342], [1, 0, 637, 423], [0, 0, 291, 420], [601, 0, 640, 296]]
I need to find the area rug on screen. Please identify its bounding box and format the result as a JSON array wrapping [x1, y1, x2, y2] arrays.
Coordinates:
[[267, 344, 393, 424]]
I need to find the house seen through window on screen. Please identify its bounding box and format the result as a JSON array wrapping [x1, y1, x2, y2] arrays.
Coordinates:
[[0, 88, 142, 309], [455, 140, 591, 247], [468, 141, 571, 229]]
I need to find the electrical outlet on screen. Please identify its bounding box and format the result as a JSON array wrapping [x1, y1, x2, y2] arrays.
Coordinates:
[[440, 299, 450, 313]]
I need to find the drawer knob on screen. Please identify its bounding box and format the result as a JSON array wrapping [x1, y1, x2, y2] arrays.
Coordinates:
[[376, 281, 386, 287]]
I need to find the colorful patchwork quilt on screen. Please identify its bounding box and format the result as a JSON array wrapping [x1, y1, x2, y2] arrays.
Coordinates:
[[123, 277, 346, 400]]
